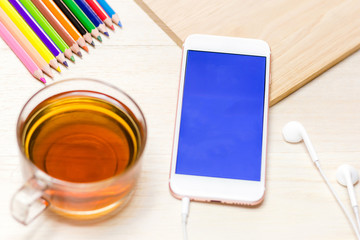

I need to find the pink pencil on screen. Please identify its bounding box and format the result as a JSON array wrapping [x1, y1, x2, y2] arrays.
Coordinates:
[[0, 21, 45, 83]]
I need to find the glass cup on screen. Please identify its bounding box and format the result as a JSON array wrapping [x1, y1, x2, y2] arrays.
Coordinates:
[[11, 78, 147, 225]]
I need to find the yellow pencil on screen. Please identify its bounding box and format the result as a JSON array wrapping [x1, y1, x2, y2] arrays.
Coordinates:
[[0, 0, 60, 72]]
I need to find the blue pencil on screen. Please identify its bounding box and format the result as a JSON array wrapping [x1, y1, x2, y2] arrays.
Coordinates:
[[95, 0, 122, 27], [74, 0, 109, 36], [8, 0, 68, 66]]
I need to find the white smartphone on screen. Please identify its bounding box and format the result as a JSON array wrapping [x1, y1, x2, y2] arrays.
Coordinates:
[[169, 34, 271, 205]]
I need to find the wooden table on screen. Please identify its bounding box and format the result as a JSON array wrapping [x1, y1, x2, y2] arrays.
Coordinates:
[[1, 1, 360, 239]]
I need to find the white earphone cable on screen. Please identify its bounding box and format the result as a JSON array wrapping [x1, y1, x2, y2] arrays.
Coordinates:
[[354, 206, 360, 231], [316, 161, 360, 239], [181, 197, 190, 240]]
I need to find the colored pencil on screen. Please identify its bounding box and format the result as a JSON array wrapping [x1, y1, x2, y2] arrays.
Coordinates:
[[0, 21, 45, 83], [53, 0, 94, 46], [40, 0, 88, 50], [18, 0, 75, 62], [74, 0, 108, 36], [61, 0, 102, 41], [96, 0, 121, 27], [85, 0, 113, 30], [31, 0, 82, 56], [0, 0, 60, 71], [8, 0, 67, 66], [0, 7, 52, 77]]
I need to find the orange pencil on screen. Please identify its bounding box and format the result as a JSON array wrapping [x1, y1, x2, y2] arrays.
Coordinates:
[[0, 7, 53, 77], [31, 0, 83, 56], [40, 0, 89, 51]]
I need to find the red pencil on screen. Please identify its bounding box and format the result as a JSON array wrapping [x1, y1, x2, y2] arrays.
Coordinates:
[[84, 0, 114, 30]]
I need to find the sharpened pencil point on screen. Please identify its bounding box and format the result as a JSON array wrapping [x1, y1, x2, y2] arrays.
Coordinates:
[[56, 67, 61, 72], [104, 31, 109, 37], [70, 56, 75, 62], [82, 45, 89, 52], [110, 25, 115, 31], [118, 21, 122, 27], [63, 61, 68, 67], [43, 66, 53, 78], [91, 41, 95, 47], [77, 51, 82, 58], [40, 77, 46, 83], [97, 36, 102, 42]]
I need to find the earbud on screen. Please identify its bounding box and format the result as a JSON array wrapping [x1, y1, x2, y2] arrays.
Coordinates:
[[282, 121, 319, 163], [282, 121, 360, 238], [337, 164, 359, 208]]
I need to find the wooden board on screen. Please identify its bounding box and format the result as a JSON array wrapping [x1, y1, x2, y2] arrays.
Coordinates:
[[135, 0, 360, 106]]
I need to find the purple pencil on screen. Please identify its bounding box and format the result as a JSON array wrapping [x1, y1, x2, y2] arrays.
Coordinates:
[[9, 0, 68, 66]]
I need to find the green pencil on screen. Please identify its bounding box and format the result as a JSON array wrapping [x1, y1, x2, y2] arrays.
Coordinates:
[[19, 0, 75, 61], [60, 0, 102, 42]]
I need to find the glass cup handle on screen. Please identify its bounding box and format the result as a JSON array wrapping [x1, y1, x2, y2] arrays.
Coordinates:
[[10, 177, 50, 225]]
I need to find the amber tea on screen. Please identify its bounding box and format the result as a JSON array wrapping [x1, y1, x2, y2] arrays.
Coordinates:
[[16, 89, 146, 219], [12, 80, 146, 224], [22, 91, 141, 183]]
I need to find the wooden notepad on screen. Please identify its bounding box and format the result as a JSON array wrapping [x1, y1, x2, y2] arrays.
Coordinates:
[[135, 0, 360, 105]]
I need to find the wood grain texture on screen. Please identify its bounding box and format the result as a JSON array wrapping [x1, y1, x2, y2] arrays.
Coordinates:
[[135, 0, 360, 106], [1, 0, 360, 239]]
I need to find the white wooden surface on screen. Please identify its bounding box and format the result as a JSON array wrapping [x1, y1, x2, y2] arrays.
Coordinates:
[[1, 1, 360, 239]]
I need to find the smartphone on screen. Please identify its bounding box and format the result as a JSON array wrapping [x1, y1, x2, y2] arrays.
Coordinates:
[[169, 34, 271, 205]]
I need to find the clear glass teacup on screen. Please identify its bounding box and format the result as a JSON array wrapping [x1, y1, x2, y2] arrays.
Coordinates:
[[11, 79, 147, 225]]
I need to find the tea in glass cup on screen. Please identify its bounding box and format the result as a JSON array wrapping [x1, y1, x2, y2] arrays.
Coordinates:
[[12, 79, 147, 224]]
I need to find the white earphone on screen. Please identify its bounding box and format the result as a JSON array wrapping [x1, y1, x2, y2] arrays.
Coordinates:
[[282, 121, 360, 239], [337, 165, 359, 208], [282, 121, 318, 164], [337, 164, 360, 230]]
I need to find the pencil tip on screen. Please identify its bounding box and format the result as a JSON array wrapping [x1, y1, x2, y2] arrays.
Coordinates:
[[118, 21, 122, 27], [43, 67, 53, 78], [104, 31, 109, 37], [40, 77, 46, 83], [63, 61, 68, 67], [70, 56, 75, 62], [77, 51, 82, 57], [82, 45, 89, 52], [110, 25, 115, 31], [56, 67, 61, 72], [91, 41, 95, 47], [97, 36, 102, 42]]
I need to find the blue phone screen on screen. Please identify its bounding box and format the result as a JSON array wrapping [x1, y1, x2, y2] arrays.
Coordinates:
[[175, 50, 267, 181]]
